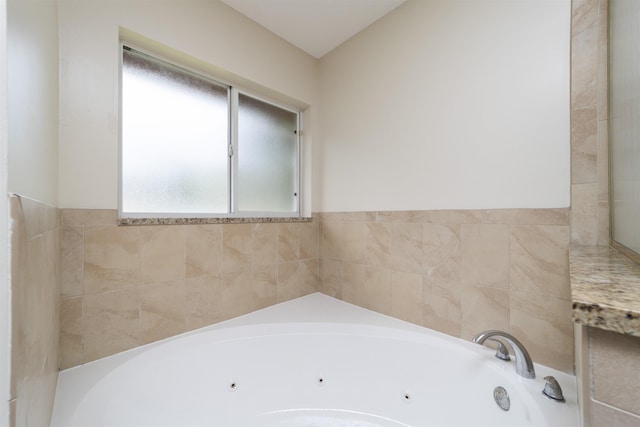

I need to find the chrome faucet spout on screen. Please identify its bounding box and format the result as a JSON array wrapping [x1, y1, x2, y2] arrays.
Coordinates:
[[472, 330, 536, 379]]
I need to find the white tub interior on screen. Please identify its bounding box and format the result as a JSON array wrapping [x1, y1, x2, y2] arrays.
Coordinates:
[[51, 293, 579, 427]]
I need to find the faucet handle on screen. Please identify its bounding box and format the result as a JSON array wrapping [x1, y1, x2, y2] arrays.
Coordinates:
[[542, 376, 565, 402], [487, 338, 511, 361]]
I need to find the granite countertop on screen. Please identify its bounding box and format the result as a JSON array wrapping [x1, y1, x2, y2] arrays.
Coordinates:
[[119, 216, 312, 226], [570, 245, 640, 336]]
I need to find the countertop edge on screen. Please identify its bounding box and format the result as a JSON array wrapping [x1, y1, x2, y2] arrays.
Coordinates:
[[570, 244, 640, 337]]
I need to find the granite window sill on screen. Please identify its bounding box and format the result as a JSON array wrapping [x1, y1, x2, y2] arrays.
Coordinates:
[[570, 244, 640, 336], [118, 216, 313, 226]]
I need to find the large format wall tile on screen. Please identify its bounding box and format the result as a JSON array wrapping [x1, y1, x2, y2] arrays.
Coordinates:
[[60, 210, 319, 368], [84, 226, 141, 294], [141, 226, 185, 284], [140, 280, 186, 344], [591, 328, 640, 416], [423, 223, 461, 284], [571, 0, 599, 109], [252, 265, 278, 310], [461, 224, 510, 289], [571, 183, 599, 245], [481, 208, 569, 225], [510, 225, 570, 299], [60, 207, 572, 374], [510, 292, 573, 372], [341, 263, 365, 305], [252, 223, 278, 267], [391, 271, 422, 325], [365, 222, 392, 269], [591, 401, 640, 427], [278, 223, 301, 262], [321, 220, 343, 260], [422, 278, 462, 337], [318, 258, 341, 298], [186, 224, 222, 277], [185, 275, 222, 331], [300, 259, 320, 296], [391, 222, 423, 274], [222, 270, 253, 318], [318, 207, 572, 373], [341, 221, 367, 264], [83, 289, 140, 362], [59, 297, 82, 370], [277, 261, 301, 302], [61, 224, 83, 297], [460, 284, 510, 340], [9, 195, 61, 427], [362, 266, 392, 315], [300, 222, 319, 260], [571, 107, 598, 185], [222, 224, 252, 273]]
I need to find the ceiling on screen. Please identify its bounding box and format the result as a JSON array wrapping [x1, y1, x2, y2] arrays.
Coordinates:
[[221, 0, 407, 58]]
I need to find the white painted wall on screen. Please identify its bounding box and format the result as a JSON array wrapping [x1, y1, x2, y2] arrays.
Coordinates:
[[318, 0, 570, 212], [7, 0, 58, 206], [59, 0, 569, 213], [58, 0, 319, 212]]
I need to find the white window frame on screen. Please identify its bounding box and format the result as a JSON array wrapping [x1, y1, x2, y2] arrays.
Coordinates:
[[118, 44, 302, 220]]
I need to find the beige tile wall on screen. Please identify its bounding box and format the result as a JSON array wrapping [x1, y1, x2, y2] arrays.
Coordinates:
[[571, 0, 610, 246], [59, 210, 320, 369], [589, 328, 640, 425], [571, 1, 640, 425], [60, 207, 573, 374], [317, 208, 574, 373], [9, 195, 61, 427]]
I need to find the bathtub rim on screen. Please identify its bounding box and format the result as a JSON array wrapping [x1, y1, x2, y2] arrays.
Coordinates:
[[52, 293, 579, 427]]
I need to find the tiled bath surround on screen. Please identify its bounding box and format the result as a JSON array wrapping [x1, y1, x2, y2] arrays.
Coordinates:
[[59, 210, 320, 369], [317, 208, 573, 373], [60, 207, 574, 374], [9, 195, 61, 426]]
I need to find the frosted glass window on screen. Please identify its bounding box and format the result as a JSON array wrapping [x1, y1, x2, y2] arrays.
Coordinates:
[[610, 0, 640, 254], [122, 49, 229, 214], [120, 46, 301, 218], [237, 94, 298, 212]]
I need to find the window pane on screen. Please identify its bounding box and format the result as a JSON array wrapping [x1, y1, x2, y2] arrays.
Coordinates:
[[122, 49, 228, 214], [610, 0, 640, 253], [237, 93, 297, 212]]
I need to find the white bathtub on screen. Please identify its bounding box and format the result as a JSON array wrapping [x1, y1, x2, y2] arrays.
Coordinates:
[[51, 293, 578, 427]]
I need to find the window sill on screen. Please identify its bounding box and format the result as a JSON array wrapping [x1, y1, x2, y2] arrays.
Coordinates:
[[118, 216, 312, 226], [570, 243, 640, 337]]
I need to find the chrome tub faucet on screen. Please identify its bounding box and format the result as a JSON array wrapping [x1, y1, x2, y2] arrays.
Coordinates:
[[472, 330, 536, 379]]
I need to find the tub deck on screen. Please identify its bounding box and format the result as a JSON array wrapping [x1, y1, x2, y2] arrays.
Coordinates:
[[51, 293, 579, 427]]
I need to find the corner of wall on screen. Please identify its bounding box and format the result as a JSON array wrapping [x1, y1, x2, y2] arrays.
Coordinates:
[[8, 194, 61, 427], [570, 0, 610, 247]]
